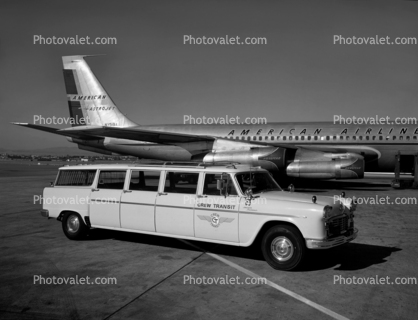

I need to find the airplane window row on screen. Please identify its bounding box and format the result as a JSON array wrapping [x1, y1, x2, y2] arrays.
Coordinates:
[[224, 135, 418, 141]]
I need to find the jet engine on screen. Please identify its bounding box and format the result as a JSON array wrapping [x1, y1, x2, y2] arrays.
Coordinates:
[[201, 147, 364, 179]]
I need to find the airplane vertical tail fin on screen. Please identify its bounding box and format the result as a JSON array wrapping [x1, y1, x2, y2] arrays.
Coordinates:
[[62, 55, 137, 127]]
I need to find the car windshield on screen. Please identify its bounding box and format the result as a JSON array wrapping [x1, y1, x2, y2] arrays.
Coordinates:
[[235, 172, 282, 194]]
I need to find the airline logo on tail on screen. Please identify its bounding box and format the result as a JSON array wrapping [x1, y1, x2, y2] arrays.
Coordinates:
[[69, 95, 107, 100], [61, 55, 137, 128]]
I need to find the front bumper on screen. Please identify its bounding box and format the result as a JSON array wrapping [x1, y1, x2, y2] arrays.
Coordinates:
[[305, 228, 358, 249]]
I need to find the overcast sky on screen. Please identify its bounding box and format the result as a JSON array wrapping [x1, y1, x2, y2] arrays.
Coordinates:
[[0, 0, 417, 150]]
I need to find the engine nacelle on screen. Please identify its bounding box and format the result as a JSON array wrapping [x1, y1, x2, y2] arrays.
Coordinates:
[[202, 147, 287, 171], [286, 157, 364, 179], [202, 147, 364, 179]]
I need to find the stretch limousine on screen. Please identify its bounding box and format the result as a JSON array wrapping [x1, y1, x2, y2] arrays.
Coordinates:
[[40, 162, 358, 270]]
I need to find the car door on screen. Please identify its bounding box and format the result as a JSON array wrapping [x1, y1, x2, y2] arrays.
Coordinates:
[[120, 169, 161, 232], [194, 172, 239, 242], [155, 171, 198, 237], [89, 170, 126, 228]]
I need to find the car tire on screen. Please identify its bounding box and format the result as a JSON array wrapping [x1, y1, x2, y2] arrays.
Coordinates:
[[261, 225, 306, 271], [62, 212, 88, 240]]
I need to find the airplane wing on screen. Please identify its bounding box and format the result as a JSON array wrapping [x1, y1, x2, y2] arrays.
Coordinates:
[[58, 125, 217, 143], [12, 123, 300, 154], [11, 123, 100, 140], [56, 125, 298, 149]]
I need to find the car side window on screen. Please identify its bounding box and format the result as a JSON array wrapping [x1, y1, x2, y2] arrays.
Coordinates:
[[129, 170, 160, 192], [163, 171, 199, 194], [98, 171, 126, 190], [203, 173, 237, 196], [56, 170, 96, 186]]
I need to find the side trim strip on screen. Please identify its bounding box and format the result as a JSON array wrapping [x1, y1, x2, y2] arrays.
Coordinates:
[[238, 211, 301, 218], [155, 204, 193, 210], [120, 202, 154, 206]]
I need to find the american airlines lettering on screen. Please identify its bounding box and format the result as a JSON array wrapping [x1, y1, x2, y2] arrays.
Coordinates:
[[70, 95, 107, 100], [227, 127, 418, 136]]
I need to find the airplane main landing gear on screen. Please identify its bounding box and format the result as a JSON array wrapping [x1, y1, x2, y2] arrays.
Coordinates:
[[391, 152, 418, 189]]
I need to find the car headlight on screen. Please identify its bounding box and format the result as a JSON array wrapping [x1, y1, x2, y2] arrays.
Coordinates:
[[323, 205, 333, 220]]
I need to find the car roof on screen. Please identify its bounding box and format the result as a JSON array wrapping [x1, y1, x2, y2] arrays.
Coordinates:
[[58, 162, 266, 173]]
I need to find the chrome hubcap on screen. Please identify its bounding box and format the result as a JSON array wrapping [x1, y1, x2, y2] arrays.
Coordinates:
[[67, 215, 80, 234], [271, 236, 294, 261]]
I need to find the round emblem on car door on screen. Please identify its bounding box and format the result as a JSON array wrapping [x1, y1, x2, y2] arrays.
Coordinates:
[[211, 213, 220, 228]]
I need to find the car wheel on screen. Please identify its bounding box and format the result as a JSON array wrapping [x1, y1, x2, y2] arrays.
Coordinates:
[[261, 225, 306, 271], [62, 212, 88, 240]]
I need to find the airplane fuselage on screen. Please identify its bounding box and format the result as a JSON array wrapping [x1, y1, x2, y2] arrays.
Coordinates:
[[79, 122, 418, 173]]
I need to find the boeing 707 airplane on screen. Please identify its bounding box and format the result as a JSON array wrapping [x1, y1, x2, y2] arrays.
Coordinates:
[[13, 55, 418, 180]]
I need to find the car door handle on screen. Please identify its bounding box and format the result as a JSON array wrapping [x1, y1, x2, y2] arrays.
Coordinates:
[[123, 190, 132, 193], [91, 188, 99, 192], [197, 195, 207, 198], [158, 192, 167, 196]]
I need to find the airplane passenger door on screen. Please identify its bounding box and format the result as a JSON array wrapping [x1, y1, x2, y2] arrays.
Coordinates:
[[194, 173, 239, 242], [155, 171, 198, 237], [120, 170, 161, 232], [89, 170, 126, 228]]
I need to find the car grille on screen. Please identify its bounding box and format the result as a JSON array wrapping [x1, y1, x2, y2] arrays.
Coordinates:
[[328, 215, 350, 236]]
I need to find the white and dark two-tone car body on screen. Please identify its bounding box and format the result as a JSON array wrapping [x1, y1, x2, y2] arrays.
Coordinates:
[[41, 162, 358, 270]]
